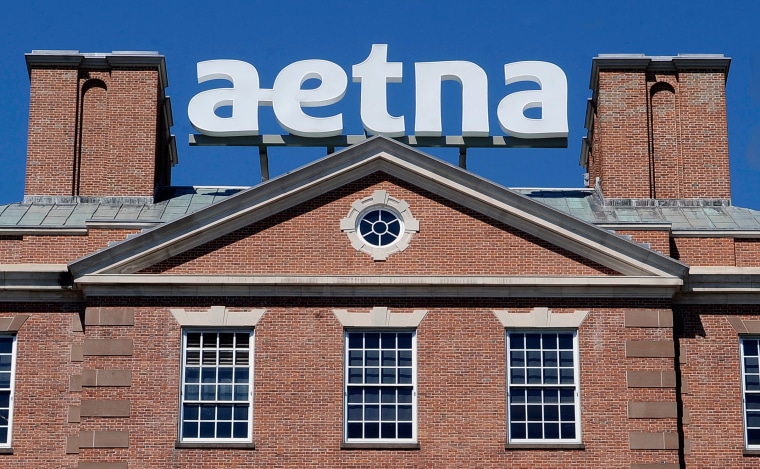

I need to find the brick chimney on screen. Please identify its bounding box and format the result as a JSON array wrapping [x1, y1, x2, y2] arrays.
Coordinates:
[[24, 51, 176, 203], [581, 54, 731, 201]]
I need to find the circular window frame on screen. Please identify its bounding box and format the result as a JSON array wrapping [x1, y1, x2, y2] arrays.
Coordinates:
[[340, 190, 419, 261]]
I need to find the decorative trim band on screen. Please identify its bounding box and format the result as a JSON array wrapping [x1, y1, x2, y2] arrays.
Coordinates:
[[493, 307, 588, 328], [170, 306, 265, 327], [333, 307, 427, 328]]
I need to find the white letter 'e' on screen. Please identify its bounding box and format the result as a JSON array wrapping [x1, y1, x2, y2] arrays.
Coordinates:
[[497, 61, 568, 139], [272, 60, 347, 138]]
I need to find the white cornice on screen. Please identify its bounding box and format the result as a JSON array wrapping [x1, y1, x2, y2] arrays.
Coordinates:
[[672, 230, 760, 238], [74, 274, 682, 298]]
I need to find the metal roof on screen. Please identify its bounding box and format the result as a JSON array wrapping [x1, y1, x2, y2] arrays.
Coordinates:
[[1, 185, 760, 233], [0, 187, 245, 229]]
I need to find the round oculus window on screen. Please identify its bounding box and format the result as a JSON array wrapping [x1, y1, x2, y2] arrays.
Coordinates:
[[357, 208, 403, 247]]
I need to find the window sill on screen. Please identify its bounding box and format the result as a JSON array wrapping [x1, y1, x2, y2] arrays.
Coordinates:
[[175, 442, 256, 450], [0, 448, 12, 455], [505, 443, 585, 451], [341, 442, 420, 450], [744, 449, 760, 457]]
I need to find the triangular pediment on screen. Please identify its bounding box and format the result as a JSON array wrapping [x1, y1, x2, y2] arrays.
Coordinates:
[[69, 137, 686, 297]]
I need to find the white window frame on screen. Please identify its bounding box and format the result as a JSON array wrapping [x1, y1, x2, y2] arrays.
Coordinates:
[[741, 336, 760, 449], [0, 335, 16, 448], [179, 329, 254, 443], [506, 330, 581, 444], [343, 329, 417, 443]]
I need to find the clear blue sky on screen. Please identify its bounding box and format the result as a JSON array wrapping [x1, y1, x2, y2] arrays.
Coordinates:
[[1, 1, 758, 208]]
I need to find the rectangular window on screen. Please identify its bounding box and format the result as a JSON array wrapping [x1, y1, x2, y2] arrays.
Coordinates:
[[0, 335, 16, 447], [344, 331, 416, 443], [741, 337, 760, 448], [507, 331, 580, 444], [180, 330, 253, 442]]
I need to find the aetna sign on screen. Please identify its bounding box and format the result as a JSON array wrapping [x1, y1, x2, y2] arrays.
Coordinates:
[[188, 44, 568, 140]]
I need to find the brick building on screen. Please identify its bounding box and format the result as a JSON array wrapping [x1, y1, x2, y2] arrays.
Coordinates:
[[0, 50, 759, 468]]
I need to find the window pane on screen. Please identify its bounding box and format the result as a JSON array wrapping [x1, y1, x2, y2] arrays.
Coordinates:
[[397, 333, 412, 349], [508, 331, 578, 443], [398, 368, 413, 384], [745, 340, 759, 356], [511, 404, 525, 421], [365, 350, 379, 366], [235, 333, 249, 348], [381, 333, 396, 349], [364, 423, 379, 438], [561, 423, 576, 439], [217, 405, 232, 420], [542, 334, 557, 349], [347, 422, 363, 439], [0, 356, 11, 372], [186, 333, 201, 348], [218, 368, 233, 384], [398, 388, 412, 403], [510, 351, 525, 368], [527, 423, 542, 439], [511, 422, 526, 439], [345, 331, 415, 442], [347, 405, 362, 420], [217, 422, 232, 439], [746, 357, 759, 374], [348, 333, 363, 349], [398, 422, 413, 438], [381, 405, 395, 421], [181, 330, 252, 442], [365, 388, 379, 403], [218, 385, 232, 400], [510, 333, 524, 349], [183, 422, 198, 439], [219, 333, 234, 348], [544, 423, 559, 439], [349, 350, 363, 366], [365, 333, 380, 349], [398, 405, 413, 421], [233, 422, 247, 439], [381, 422, 396, 439]]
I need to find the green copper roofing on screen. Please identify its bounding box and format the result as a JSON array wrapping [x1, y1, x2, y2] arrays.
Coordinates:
[[1, 185, 760, 232]]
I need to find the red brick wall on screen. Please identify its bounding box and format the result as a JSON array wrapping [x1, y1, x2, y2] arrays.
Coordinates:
[[591, 71, 651, 199], [25, 66, 161, 199], [0, 229, 139, 264], [142, 173, 618, 277], [615, 230, 671, 256], [26, 68, 79, 197], [678, 72, 730, 199], [735, 239, 760, 267], [589, 68, 730, 200], [0, 304, 82, 468], [677, 306, 757, 467], [0, 297, 680, 468], [671, 237, 736, 266]]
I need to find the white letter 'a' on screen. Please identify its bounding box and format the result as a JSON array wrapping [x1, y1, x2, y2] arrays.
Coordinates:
[[414, 61, 489, 137], [498, 61, 568, 139], [187, 60, 261, 137]]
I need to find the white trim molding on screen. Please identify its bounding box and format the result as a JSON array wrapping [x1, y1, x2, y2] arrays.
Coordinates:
[[494, 307, 589, 328], [333, 307, 427, 328], [340, 190, 420, 261], [170, 305, 265, 327]]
